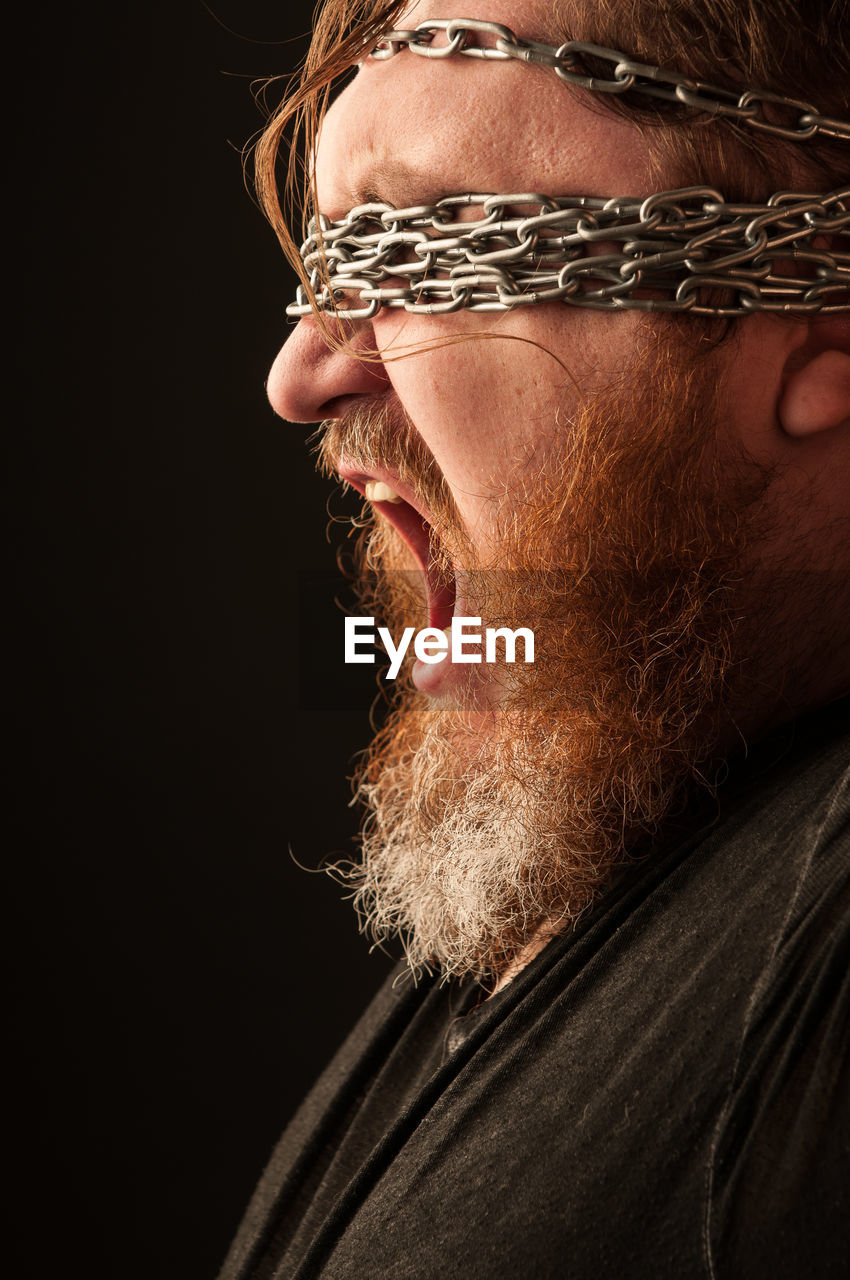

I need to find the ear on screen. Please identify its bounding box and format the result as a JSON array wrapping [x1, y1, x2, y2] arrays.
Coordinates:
[[778, 314, 850, 438]]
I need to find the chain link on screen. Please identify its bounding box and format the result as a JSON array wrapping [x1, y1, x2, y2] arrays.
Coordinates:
[[288, 188, 850, 318], [287, 19, 849, 319], [369, 19, 850, 142]]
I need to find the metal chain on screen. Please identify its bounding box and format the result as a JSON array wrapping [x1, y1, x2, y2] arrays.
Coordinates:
[[287, 19, 849, 319], [288, 188, 850, 318], [369, 19, 850, 143]]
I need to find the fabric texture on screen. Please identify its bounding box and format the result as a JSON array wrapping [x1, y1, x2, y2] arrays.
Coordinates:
[[219, 697, 850, 1280]]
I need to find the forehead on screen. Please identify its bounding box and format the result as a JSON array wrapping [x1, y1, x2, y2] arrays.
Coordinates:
[[314, 0, 657, 218]]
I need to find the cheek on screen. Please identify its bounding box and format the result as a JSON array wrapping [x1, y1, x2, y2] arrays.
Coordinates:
[[373, 308, 634, 526], [382, 335, 552, 513], [373, 311, 589, 489]]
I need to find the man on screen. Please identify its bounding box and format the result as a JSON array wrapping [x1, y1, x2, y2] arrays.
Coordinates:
[[220, 1, 848, 1276]]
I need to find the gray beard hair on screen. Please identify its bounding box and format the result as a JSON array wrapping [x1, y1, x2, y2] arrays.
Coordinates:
[[337, 707, 641, 984]]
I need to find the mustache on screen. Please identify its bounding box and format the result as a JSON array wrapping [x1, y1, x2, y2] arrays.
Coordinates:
[[315, 399, 461, 536]]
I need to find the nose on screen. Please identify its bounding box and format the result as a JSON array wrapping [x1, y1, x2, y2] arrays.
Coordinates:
[[267, 314, 391, 423]]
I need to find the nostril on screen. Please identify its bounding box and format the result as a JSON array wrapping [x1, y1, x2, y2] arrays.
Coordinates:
[[266, 314, 391, 424]]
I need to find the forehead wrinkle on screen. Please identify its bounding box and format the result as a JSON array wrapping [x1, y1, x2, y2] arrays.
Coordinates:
[[315, 21, 658, 223], [319, 147, 592, 223], [315, 52, 563, 217], [318, 160, 604, 227], [316, 155, 430, 222], [319, 141, 497, 220], [349, 155, 450, 210]]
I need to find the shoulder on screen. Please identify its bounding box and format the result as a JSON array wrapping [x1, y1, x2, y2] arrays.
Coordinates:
[[704, 698, 849, 1279]]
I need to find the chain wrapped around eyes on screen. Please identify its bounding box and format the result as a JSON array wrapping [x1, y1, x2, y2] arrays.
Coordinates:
[[286, 18, 850, 320]]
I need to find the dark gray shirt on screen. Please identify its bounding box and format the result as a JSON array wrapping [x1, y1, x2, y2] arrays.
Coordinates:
[[220, 698, 849, 1279]]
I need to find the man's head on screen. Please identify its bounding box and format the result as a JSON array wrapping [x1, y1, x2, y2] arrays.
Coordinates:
[[259, 1, 849, 982]]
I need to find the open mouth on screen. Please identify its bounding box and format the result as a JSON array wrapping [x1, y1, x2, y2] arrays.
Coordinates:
[[337, 462, 457, 632]]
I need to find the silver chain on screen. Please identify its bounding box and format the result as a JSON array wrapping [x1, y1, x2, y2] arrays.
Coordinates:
[[287, 19, 849, 320], [369, 19, 850, 143]]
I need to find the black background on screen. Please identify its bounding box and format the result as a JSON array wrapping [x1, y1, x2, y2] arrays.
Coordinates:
[[10, 4, 397, 1276]]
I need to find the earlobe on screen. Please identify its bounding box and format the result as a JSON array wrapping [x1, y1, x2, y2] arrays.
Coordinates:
[[778, 337, 850, 439], [778, 311, 850, 440]]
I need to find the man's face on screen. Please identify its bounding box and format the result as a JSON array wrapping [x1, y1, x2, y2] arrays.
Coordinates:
[[270, 0, 669, 700], [266, 1, 842, 982]]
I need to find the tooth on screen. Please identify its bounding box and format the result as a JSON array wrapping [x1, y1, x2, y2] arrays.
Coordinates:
[[365, 481, 403, 504]]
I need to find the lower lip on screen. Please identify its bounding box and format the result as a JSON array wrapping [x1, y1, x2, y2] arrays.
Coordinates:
[[411, 612, 455, 694], [412, 654, 450, 695], [412, 652, 498, 707], [410, 619, 471, 699]]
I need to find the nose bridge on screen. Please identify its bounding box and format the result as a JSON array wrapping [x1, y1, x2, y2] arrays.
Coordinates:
[[266, 312, 391, 424]]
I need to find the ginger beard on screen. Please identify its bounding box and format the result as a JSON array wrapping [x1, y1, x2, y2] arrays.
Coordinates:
[[318, 326, 777, 985]]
